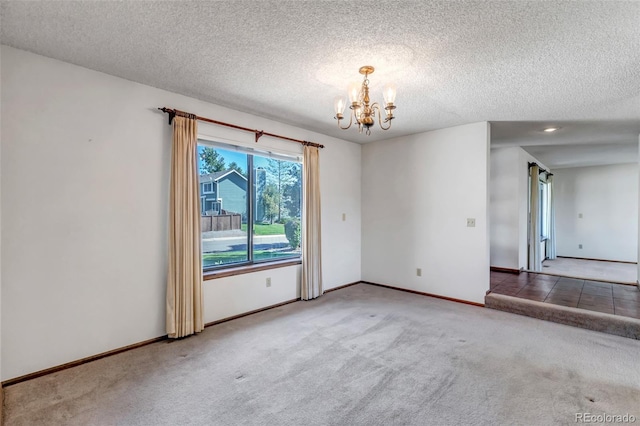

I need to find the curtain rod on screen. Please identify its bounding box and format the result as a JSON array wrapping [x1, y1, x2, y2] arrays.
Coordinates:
[[528, 162, 553, 176], [158, 107, 324, 149]]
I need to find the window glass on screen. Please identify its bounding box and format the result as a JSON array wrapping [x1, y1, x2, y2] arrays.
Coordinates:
[[253, 156, 302, 261], [540, 180, 550, 239], [198, 141, 302, 270], [198, 144, 249, 267]]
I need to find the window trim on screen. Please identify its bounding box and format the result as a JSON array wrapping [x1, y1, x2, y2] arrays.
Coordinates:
[[202, 182, 214, 194], [203, 258, 302, 280]]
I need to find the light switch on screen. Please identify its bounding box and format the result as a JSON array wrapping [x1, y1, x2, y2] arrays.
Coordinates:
[[578, 213, 583, 218], [342, 213, 346, 221]]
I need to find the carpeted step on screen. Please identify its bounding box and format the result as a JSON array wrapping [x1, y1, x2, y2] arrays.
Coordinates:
[[485, 293, 640, 340]]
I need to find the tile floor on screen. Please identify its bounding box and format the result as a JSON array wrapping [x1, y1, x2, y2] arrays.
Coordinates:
[[490, 271, 640, 320]]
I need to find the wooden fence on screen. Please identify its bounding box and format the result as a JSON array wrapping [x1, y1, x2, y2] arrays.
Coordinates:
[[201, 214, 242, 232]]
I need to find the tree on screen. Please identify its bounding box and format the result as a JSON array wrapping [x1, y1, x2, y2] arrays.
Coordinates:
[[227, 161, 244, 176], [266, 159, 297, 222], [283, 163, 302, 218], [259, 183, 280, 224], [199, 147, 225, 174]]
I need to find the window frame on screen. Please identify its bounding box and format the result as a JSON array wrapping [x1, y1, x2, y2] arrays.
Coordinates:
[[202, 182, 214, 194], [539, 178, 550, 241], [203, 199, 221, 214], [197, 138, 303, 273]]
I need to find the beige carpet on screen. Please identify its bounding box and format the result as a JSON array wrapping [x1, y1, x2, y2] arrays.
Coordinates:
[[542, 257, 637, 284], [4, 283, 640, 425]]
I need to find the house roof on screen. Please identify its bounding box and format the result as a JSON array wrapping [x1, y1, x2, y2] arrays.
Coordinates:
[[199, 169, 247, 184]]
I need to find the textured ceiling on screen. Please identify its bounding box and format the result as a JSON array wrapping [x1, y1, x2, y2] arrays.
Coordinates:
[[491, 121, 640, 169], [1, 1, 639, 165]]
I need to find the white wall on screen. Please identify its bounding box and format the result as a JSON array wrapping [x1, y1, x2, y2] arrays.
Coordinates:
[[554, 163, 638, 263], [361, 122, 490, 304], [489, 146, 548, 271], [0, 46, 361, 380], [638, 134, 640, 288], [490, 147, 520, 269]]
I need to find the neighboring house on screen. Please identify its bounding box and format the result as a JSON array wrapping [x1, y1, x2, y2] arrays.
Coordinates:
[[199, 169, 247, 216]]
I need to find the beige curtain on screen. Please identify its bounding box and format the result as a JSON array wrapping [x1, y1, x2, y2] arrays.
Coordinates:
[[528, 164, 542, 272], [166, 114, 204, 338], [301, 145, 323, 300]]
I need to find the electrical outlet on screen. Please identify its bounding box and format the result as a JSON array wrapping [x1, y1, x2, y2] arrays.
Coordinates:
[[578, 213, 583, 219], [578, 244, 583, 249], [466, 218, 476, 227], [266, 277, 271, 287], [417, 268, 422, 277]]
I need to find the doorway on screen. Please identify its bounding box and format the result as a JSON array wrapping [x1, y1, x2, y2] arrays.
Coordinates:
[[530, 163, 638, 285]]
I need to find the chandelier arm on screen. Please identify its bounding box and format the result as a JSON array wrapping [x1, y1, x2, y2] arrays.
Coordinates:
[[375, 106, 393, 130], [337, 110, 353, 130]]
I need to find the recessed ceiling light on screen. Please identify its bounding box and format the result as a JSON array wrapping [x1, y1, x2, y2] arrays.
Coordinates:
[[543, 127, 559, 132]]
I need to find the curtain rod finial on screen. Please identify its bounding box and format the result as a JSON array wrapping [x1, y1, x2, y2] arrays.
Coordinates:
[[158, 107, 176, 125]]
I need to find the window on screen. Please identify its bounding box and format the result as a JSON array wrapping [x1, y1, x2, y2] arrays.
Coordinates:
[[539, 180, 550, 240], [198, 141, 302, 270], [204, 200, 221, 214]]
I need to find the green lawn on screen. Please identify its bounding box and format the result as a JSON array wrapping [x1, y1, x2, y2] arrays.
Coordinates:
[[240, 223, 285, 235]]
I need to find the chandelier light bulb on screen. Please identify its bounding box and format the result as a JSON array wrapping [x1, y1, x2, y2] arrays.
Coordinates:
[[334, 96, 346, 116], [383, 83, 397, 106], [348, 82, 361, 104]]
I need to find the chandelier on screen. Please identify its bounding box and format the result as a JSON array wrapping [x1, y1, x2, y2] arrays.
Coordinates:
[[333, 65, 397, 135]]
